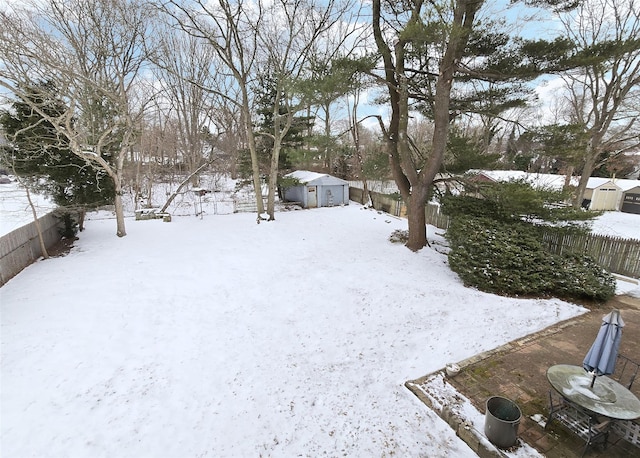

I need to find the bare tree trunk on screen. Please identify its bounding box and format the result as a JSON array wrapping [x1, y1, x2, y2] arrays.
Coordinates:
[[265, 95, 293, 220], [324, 102, 332, 171], [267, 141, 281, 220], [240, 88, 265, 217], [160, 160, 213, 213], [24, 186, 49, 259], [348, 91, 369, 205], [114, 193, 126, 237], [573, 147, 598, 208], [563, 165, 575, 188], [372, 0, 480, 251], [78, 209, 86, 232], [406, 188, 429, 249], [113, 166, 127, 237]]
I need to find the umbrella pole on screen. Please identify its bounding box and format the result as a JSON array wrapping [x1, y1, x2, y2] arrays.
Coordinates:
[[590, 373, 596, 388]]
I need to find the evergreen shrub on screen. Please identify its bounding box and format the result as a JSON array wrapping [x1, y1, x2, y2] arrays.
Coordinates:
[[54, 209, 79, 239], [446, 216, 615, 301]]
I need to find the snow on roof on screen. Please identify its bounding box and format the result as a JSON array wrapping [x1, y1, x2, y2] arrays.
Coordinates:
[[469, 170, 570, 190], [470, 170, 640, 192], [286, 170, 328, 183], [613, 179, 640, 191], [584, 177, 640, 191], [471, 170, 526, 182], [285, 170, 348, 185], [585, 177, 618, 189]]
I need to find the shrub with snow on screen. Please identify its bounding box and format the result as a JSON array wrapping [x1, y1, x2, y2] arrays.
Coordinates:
[[446, 217, 616, 302]]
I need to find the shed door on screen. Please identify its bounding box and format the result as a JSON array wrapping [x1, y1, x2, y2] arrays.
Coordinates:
[[591, 188, 619, 210], [307, 186, 317, 208], [621, 193, 640, 214]]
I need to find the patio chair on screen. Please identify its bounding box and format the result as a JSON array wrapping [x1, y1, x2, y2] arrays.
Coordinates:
[[612, 354, 639, 394], [611, 418, 640, 449], [546, 390, 610, 457]]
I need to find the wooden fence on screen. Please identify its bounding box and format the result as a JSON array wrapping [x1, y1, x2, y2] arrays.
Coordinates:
[[350, 187, 451, 228], [349, 186, 639, 279], [541, 232, 640, 279], [425, 203, 451, 230], [0, 212, 62, 286], [349, 187, 406, 217]]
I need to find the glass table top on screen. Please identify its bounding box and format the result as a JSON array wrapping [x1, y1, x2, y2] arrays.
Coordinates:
[[547, 364, 640, 420]]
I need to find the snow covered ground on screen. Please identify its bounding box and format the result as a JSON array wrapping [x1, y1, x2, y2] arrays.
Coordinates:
[[0, 181, 57, 235], [588, 210, 640, 240], [2, 203, 595, 457], [2, 179, 638, 240], [2, 176, 639, 455]]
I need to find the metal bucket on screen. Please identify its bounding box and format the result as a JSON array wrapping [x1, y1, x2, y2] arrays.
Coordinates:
[[484, 396, 521, 449]]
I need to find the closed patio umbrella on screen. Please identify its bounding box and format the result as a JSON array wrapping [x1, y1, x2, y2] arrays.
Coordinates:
[[583, 309, 625, 387]]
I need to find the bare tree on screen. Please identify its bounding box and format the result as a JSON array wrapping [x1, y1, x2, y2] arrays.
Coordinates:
[[557, 0, 640, 207], [162, 0, 358, 221], [0, 0, 153, 236], [153, 26, 221, 184], [132, 101, 180, 208], [345, 77, 375, 203], [161, 0, 266, 218]]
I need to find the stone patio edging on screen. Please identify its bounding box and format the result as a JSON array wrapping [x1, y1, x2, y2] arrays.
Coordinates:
[[406, 373, 509, 458]]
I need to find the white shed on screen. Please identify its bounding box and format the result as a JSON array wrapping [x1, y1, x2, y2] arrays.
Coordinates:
[[583, 178, 623, 211], [282, 171, 349, 208]]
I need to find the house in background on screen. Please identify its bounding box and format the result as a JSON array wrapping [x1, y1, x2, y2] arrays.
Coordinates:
[[282, 171, 349, 208], [468, 170, 640, 213], [467, 170, 570, 191]]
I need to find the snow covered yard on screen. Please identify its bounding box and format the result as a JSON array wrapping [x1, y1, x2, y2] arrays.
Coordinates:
[[0, 181, 56, 235], [0, 204, 589, 457], [589, 210, 640, 240]]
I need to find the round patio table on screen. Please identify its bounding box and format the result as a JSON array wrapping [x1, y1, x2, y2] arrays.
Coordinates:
[[547, 364, 640, 420]]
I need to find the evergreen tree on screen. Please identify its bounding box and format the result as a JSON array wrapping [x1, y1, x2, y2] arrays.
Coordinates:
[[0, 82, 115, 229], [301, 55, 374, 171], [441, 128, 501, 174], [252, 72, 314, 174], [526, 124, 589, 174], [367, 0, 579, 250]]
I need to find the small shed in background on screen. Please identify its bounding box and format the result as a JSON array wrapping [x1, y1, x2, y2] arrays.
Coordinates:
[[582, 178, 623, 211], [282, 171, 349, 208], [579, 178, 640, 211]]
